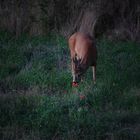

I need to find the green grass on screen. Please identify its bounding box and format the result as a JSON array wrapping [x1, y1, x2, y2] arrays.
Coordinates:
[[0, 32, 140, 140]]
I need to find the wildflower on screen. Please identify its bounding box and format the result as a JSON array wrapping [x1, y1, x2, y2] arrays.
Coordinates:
[[72, 81, 78, 87], [79, 95, 86, 100]]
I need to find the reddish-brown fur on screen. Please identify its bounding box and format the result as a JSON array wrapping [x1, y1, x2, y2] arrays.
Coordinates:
[[68, 32, 97, 83]]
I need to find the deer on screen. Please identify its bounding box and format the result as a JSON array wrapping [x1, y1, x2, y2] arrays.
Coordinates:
[[68, 32, 97, 86]]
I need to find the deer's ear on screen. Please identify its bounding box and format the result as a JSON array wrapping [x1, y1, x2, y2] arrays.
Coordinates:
[[78, 58, 82, 64], [73, 56, 78, 64], [72, 57, 78, 64]]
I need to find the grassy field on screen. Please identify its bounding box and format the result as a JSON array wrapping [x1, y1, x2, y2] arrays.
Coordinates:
[[0, 31, 140, 140]]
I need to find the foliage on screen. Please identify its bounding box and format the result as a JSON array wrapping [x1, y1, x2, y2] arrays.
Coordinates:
[[0, 0, 140, 41]]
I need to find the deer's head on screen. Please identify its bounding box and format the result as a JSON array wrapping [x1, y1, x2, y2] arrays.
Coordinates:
[[73, 56, 88, 82]]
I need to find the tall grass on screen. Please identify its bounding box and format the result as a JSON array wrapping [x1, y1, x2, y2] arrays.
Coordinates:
[[0, 32, 140, 139]]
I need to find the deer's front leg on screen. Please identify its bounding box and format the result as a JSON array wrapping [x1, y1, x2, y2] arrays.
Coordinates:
[[71, 60, 76, 82], [92, 66, 96, 84], [71, 60, 79, 87]]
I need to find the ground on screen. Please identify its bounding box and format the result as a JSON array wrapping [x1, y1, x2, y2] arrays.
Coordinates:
[[0, 32, 140, 140]]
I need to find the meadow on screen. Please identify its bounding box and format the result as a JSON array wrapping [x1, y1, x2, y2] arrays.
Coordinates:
[[0, 31, 140, 140]]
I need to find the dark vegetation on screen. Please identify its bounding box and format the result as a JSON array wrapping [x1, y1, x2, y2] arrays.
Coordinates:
[[0, 0, 140, 41], [0, 0, 140, 139]]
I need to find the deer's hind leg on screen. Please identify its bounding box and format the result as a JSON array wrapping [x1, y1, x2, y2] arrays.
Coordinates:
[[92, 66, 96, 84]]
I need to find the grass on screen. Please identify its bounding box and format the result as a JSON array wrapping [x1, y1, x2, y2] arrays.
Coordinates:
[[0, 31, 140, 140]]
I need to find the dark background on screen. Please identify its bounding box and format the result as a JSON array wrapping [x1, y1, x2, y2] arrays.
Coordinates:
[[0, 0, 140, 41]]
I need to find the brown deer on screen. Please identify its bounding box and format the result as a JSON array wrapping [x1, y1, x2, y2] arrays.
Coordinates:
[[68, 32, 97, 86]]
